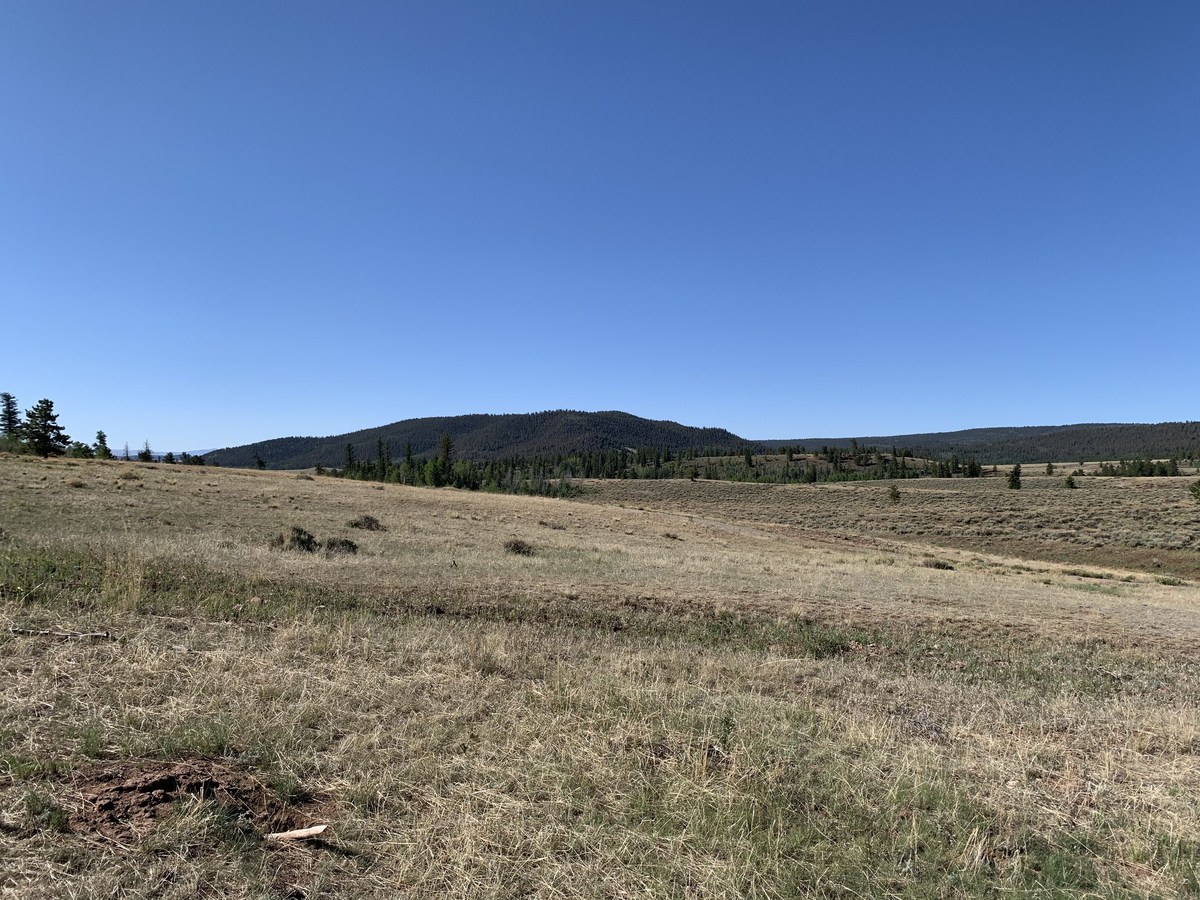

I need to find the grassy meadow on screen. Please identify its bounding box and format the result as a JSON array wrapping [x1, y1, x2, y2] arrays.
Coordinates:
[[2, 454, 1200, 898]]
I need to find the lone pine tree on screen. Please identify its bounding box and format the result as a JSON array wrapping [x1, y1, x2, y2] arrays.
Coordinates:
[[22, 398, 70, 458], [1007, 463, 1022, 490]]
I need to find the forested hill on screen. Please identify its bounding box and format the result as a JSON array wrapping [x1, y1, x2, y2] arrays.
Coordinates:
[[762, 421, 1200, 465], [204, 414, 1200, 471], [203, 411, 745, 470]]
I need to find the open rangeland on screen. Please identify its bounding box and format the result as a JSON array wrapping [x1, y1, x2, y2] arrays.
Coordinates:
[[2, 455, 1200, 898]]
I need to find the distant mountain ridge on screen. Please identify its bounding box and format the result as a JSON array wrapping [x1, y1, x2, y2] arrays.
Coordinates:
[[761, 421, 1200, 465], [203, 410, 744, 470], [203, 412, 1200, 470]]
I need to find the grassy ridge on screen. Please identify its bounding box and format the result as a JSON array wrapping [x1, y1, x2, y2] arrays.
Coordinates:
[[2, 456, 1200, 897]]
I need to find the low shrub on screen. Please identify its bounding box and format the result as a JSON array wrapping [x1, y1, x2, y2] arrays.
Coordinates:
[[348, 515, 385, 531], [323, 537, 358, 555], [270, 526, 318, 553], [504, 539, 534, 556]]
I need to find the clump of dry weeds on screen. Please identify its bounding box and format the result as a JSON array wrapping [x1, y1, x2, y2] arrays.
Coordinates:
[[270, 526, 318, 552]]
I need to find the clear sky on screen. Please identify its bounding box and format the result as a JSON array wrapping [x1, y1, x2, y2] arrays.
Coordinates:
[[2, 1, 1197, 452]]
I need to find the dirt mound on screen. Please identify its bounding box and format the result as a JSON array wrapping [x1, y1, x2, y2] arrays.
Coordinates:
[[69, 757, 314, 843]]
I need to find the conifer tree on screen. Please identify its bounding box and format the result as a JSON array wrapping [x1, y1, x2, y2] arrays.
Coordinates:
[[377, 439, 389, 482], [1, 393, 19, 438], [94, 431, 114, 459], [22, 399, 70, 458], [1007, 463, 1022, 490]]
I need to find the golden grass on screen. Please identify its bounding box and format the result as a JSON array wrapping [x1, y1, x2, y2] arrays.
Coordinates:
[[579, 474, 1200, 579], [2, 456, 1200, 897]]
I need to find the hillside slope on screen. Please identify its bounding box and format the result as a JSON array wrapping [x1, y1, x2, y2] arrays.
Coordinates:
[[204, 410, 744, 469], [205, 411, 1200, 471], [765, 421, 1200, 465]]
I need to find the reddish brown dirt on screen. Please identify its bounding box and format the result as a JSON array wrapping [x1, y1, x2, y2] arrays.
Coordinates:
[[68, 756, 314, 844]]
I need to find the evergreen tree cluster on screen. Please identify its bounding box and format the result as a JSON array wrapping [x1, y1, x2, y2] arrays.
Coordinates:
[[0, 392, 206, 465], [1095, 457, 1183, 477], [1, 394, 71, 458], [331, 439, 989, 497]]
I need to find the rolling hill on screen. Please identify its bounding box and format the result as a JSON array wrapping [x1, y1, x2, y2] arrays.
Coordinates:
[[203, 410, 744, 470], [762, 421, 1200, 465], [203, 411, 1200, 470]]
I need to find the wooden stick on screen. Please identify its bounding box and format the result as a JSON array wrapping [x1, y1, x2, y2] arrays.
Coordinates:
[[7, 626, 112, 640], [264, 824, 328, 841]]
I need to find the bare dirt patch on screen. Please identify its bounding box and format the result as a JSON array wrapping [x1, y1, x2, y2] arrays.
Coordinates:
[[69, 756, 318, 844]]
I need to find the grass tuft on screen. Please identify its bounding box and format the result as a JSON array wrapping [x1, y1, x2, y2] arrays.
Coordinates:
[[269, 526, 318, 552], [504, 538, 535, 556], [322, 536, 358, 555]]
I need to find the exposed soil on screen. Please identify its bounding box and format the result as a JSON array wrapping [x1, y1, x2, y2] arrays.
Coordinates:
[[68, 756, 317, 844]]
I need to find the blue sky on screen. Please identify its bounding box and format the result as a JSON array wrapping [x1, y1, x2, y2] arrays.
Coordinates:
[[2, 1, 1197, 452]]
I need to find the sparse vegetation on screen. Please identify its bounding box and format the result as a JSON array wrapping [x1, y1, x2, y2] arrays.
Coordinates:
[[2, 455, 1200, 898]]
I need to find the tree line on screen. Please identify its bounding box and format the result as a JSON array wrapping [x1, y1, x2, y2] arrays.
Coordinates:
[[0, 392, 207, 465], [1095, 457, 1184, 478], [331, 436, 985, 495]]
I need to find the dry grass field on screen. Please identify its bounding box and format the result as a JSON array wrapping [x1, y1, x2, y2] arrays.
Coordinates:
[[2, 455, 1200, 898]]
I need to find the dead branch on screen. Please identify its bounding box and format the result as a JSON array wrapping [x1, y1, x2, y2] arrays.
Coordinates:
[[7, 626, 113, 640]]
